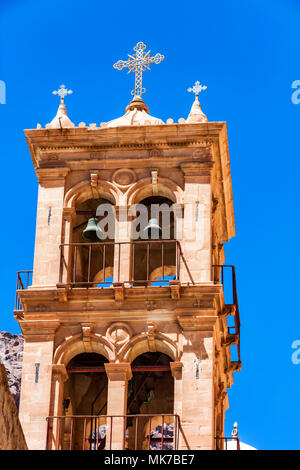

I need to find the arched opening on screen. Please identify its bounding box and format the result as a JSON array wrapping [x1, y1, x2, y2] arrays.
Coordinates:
[[62, 352, 109, 450], [126, 352, 174, 449], [70, 196, 115, 286], [131, 196, 177, 286]]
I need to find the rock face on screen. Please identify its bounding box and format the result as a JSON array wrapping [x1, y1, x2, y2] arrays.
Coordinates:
[[0, 332, 23, 409], [0, 363, 27, 449]]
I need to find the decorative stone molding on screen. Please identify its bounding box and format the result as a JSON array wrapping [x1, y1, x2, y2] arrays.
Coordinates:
[[220, 304, 236, 317], [149, 149, 163, 158], [112, 168, 136, 188], [90, 171, 99, 188], [151, 169, 158, 195], [57, 286, 70, 302], [145, 321, 157, 352], [104, 363, 132, 381], [192, 148, 213, 162], [81, 323, 94, 342], [226, 361, 242, 373], [113, 283, 125, 303], [193, 299, 215, 309], [170, 281, 181, 300], [145, 300, 156, 311], [177, 316, 216, 331], [221, 334, 238, 347], [180, 160, 214, 182], [106, 322, 132, 347]]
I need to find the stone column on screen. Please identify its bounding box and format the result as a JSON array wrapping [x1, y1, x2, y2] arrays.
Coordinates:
[[176, 319, 215, 450], [60, 208, 76, 284], [113, 205, 131, 283], [104, 363, 132, 450], [32, 168, 69, 287], [170, 361, 184, 450], [48, 364, 69, 450], [18, 323, 58, 450], [180, 163, 212, 284]]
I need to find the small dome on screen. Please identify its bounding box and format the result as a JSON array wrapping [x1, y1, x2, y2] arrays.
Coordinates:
[[106, 96, 163, 128], [226, 440, 257, 450]]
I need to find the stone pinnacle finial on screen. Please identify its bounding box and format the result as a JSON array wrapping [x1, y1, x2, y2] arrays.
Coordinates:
[[48, 84, 74, 129], [186, 80, 208, 123], [231, 422, 239, 437]]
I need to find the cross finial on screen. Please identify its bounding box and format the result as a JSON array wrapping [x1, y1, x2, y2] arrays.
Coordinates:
[[187, 81, 207, 97], [52, 84, 73, 103], [113, 42, 164, 98]]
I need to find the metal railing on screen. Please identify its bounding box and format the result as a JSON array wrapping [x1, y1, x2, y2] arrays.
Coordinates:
[[46, 414, 189, 450], [58, 240, 194, 287], [15, 270, 32, 312], [215, 436, 240, 450], [212, 265, 241, 362]]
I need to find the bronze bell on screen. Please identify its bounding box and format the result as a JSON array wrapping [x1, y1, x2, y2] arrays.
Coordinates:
[[82, 217, 105, 242], [142, 217, 162, 239]]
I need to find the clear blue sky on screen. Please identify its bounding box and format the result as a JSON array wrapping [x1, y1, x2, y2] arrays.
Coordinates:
[[1, 0, 300, 450]]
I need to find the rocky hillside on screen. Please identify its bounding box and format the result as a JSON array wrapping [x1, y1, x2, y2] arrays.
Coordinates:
[[0, 332, 23, 409]]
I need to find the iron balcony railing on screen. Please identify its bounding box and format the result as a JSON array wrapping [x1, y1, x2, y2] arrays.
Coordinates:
[[15, 270, 33, 312], [215, 436, 240, 450], [46, 414, 190, 451], [58, 240, 194, 287], [212, 265, 241, 363]]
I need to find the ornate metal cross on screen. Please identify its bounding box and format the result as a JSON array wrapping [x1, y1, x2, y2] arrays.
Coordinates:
[[187, 81, 207, 97], [52, 84, 73, 103], [113, 42, 164, 97]]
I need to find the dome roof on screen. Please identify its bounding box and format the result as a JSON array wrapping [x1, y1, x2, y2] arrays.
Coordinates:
[[106, 96, 163, 128], [226, 440, 257, 450]]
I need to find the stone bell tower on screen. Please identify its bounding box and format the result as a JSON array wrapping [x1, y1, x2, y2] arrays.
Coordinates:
[[15, 43, 241, 451]]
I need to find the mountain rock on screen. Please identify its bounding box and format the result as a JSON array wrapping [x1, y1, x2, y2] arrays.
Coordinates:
[[0, 332, 23, 409]]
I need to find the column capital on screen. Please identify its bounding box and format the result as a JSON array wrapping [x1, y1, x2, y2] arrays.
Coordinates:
[[170, 361, 183, 379], [52, 364, 69, 383], [63, 207, 76, 222], [105, 363, 132, 381], [19, 320, 59, 341], [36, 168, 70, 185]]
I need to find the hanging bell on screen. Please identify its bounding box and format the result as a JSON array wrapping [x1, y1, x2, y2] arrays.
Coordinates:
[[82, 217, 105, 242], [142, 217, 162, 239]]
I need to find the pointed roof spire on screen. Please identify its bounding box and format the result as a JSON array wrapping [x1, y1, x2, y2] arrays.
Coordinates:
[[48, 85, 75, 129], [186, 81, 208, 123]]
